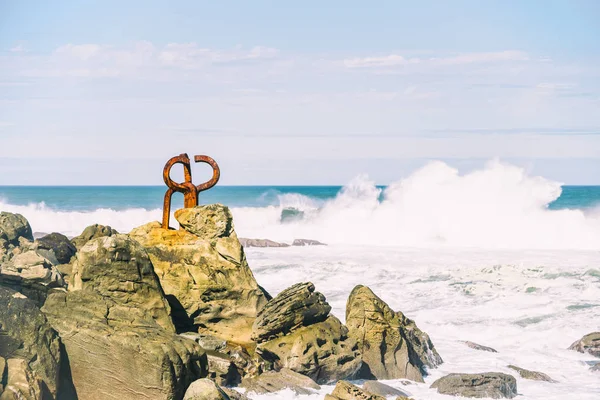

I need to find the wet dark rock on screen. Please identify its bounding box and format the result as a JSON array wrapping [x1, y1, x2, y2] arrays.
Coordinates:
[[463, 341, 498, 353], [0, 212, 33, 246], [569, 332, 600, 358], [36, 232, 77, 265], [430, 373, 517, 399]]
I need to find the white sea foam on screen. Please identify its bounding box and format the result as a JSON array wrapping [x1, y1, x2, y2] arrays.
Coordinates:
[[1, 160, 599, 249]]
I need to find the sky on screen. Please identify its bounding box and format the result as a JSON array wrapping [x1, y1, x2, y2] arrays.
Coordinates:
[[1, 0, 599, 185]]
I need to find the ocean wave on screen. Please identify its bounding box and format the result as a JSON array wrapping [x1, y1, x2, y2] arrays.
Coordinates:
[[1, 160, 599, 249]]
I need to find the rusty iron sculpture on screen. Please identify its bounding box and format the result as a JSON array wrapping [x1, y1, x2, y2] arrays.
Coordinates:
[[162, 153, 220, 229]]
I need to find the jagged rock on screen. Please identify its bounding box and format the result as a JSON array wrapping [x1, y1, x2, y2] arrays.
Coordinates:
[[240, 368, 320, 394], [130, 206, 268, 344], [175, 205, 233, 240], [252, 282, 331, 343], [325, 380, 385, 400], [569, 332, 600, 358], [430, 373, 517, 399], [0, 286, 63, 399], [70, 223, 118, 250], [256, 314, 361, 384], [0, 212, 33, 246], [0, 249, 65, 305], [507, 365, 555, 382], [239, 238, 289, 248], [362, 381, 411, 397], [292, 239, 326, 246], [183, 378, 230, 400], [346, 285, 442, 382], [42, 234, 207, 400], [36, 232, 77, 265], [463, 341, 498, 353]]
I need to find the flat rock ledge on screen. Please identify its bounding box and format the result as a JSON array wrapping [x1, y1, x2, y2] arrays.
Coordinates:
[[569, 332, 600, 358], [362, 381, 411, 398], [240, 368, 320, 395], [431, 373, 517, 399], [507, 365, 556, 382], [325, 381, 385, 400]]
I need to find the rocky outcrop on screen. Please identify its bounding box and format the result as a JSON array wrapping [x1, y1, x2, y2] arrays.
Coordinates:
[[221, 388, 250, 400], [70, 223, 118, 250], [183, 379, 230, 400], [507, 365, 555, 382], [325, 381, 385, 400], [36, 232, 77, 265], [0, 245, 65, 305], [255, 283, 361, 384], [463, 341, 498, 353], [345, 285, 442, 382], [0, 287, 63, 399], [240, 368, 320, 394], [129, 205, 268, 344], [0, 212, 33, 246], [362, 381, 411, 397], [239, 238, 289, 248], [430, 373, 517, 399], [569, 332, 600, 358], [252, 282, 331, 343], [42, 234, 207, 400]]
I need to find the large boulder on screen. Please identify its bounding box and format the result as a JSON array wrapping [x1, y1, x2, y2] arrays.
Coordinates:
[[0, 212, 33, 246], [255, 283, 361, 384], [362, 381, 411, 398], [42, 234, 207, 400], [129, 205, 268, 344], [430, 373, 517, 399], [345, 285, 442, 382], [569, 332, 600, 358], [183, 379, 230, 400], [36, 233, 77, 265], [251, 282, 331, 343], [324, 381, 385, 400], [70, 223, 118, 250], [0, 287, 63, 399]]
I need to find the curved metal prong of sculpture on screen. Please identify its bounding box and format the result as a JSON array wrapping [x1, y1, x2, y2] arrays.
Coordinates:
[[162, 153, 221, 229]]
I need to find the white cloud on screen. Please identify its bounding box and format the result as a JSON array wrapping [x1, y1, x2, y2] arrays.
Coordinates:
[[9, 44, 27, 53], [343, 50, 528, 69]]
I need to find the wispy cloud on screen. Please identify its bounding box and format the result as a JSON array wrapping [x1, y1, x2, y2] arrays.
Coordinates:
[[343, 50, 528, 69]]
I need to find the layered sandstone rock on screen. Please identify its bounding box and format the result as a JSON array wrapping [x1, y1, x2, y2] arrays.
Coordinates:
[[430, 373, 517, 399], [42, 234, 207, 400], [345, 285, 442, 382], [569, 332, 600, 358], [129, 205, 268, 344], [254, 282, 361, 384]]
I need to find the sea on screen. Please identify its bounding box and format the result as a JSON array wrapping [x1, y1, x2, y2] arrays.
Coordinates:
[[1, 160, 600, 399]]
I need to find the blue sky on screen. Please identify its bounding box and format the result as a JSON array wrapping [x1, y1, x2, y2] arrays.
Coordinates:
[[1, 0, 599, 185]]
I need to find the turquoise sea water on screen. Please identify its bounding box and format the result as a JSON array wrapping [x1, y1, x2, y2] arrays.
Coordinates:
[[0, 185, 599, 211]]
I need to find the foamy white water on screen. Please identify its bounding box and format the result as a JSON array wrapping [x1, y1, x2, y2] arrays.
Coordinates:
[[246, 246, 600, 400]]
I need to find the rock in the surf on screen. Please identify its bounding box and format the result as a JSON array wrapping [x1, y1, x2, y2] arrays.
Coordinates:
[[569, 332, 600, 358], [42, 234, 207, 400], [0, 286, 64, 399], [0, 212, 33, 246], [463, 341, 498, 353], [292, 238, 326, 246], [254, 283, 361, 384], [70, 223, 118, 250], [240, 368, 320, 394], [130, 205, 268, 344], [325, 380, 385, 400], [507, 365, 555, 382], [36, 232, 77, 265], [345, 285, 442, 382], [591, 362, 600, 372], [183, 378, 230, 400], [239, 238, 290, 248], [430, 373, 517, 399], [251, 282, 331, 343]]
